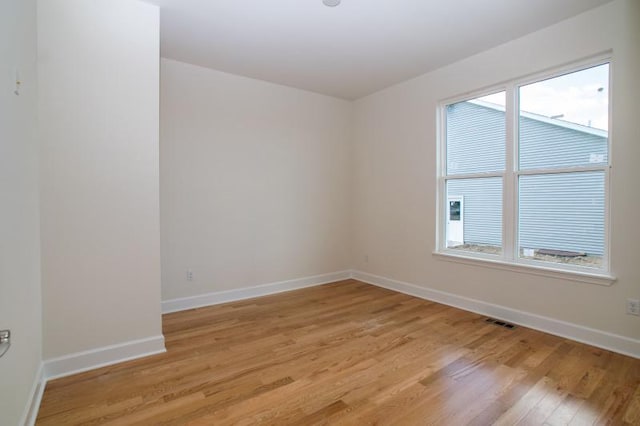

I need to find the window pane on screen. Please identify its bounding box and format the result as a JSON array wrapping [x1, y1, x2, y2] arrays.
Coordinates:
[[519, 64, 609, 170], [446, 177, 502, 255], [519, 171, 605, 268], [446, 92, 505, 175]]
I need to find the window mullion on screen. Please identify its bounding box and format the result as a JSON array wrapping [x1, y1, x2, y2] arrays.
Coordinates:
[[516, 165, 609, 176], [503, 84, 516, 262], [444, 172, 504, 180]]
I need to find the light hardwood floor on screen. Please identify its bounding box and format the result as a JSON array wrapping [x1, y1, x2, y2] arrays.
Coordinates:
[[37, 280, 640, 425]]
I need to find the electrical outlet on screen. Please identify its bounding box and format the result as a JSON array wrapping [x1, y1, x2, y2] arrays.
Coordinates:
[[364, 254, 369, 264], [627, 299, 640, 316], [186, 269, 194, 282]]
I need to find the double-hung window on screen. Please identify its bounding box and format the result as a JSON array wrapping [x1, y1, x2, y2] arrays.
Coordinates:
[[437, 59, 612, 282]]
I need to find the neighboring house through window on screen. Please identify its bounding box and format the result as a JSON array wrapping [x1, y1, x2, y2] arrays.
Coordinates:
[[437, 59, 611, 278]]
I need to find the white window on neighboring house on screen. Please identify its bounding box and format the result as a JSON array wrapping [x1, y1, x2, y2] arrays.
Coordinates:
[[437, 58, 612, 281]]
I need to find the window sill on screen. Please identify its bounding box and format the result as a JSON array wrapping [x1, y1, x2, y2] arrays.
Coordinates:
[[432, 251, 616, 286]]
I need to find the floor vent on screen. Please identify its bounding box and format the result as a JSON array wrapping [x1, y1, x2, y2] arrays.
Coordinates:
[[485, 318, 516, 329]]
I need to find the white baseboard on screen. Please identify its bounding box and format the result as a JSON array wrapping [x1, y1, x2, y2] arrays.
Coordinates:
[[162, 270, 352, 314], [21, 362, 45, 426], [43, 335, 166, 381], [352, 270, 640, 359]]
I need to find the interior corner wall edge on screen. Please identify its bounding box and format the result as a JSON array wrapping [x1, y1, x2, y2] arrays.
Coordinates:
[[160, 58, 353, 302], [38, 0, 163, 360], [352, 0, 640, 344], [0, 0, 42, 425]]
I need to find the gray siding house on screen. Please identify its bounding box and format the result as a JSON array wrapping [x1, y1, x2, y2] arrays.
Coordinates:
[[446, 101, 607, 256]]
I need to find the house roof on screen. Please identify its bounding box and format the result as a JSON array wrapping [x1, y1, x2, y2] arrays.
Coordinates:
[[469, 99, 608, 138]]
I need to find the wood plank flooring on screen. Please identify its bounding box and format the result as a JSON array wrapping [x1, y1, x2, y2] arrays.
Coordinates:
[[36, 280, 640, 425]]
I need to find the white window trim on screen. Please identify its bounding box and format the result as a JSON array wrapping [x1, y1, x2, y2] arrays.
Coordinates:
[[435, 54, 616, 286], [432, 251, 615, 286]]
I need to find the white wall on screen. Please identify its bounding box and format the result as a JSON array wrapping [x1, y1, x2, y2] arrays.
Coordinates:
[[39, 0, 162, 359], [161, 59, 352, 301], [0, 0, 42, 423], [353, 0, 640, 342]]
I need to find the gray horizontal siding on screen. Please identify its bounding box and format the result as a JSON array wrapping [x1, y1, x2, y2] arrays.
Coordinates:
[[520, 116, 608, 169], [519, 172, 605, 255], [446, 102, 505, 175], [447, 178, 502, 247]]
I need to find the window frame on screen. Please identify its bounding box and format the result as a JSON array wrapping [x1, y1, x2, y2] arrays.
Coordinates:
[[435, 55, 615, 285]]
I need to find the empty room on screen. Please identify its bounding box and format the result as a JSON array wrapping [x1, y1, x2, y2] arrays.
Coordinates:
[[2, 0, 640, 424]]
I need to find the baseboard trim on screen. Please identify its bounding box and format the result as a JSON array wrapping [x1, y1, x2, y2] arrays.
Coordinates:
[[43, 335, 166, 381], [351, 270, 640, 359], [162, 270, 352, 314], [21, 362, 45, 426]]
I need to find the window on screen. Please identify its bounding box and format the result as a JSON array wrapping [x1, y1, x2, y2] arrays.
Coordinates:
[[438, 60, 611, 277]]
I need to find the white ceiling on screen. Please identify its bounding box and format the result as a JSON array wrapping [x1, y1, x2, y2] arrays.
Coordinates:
[[147, 0, 613, 100]]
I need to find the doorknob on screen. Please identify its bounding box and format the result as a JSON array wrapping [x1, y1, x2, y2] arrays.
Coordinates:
[[0, 330, 10, 358]]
